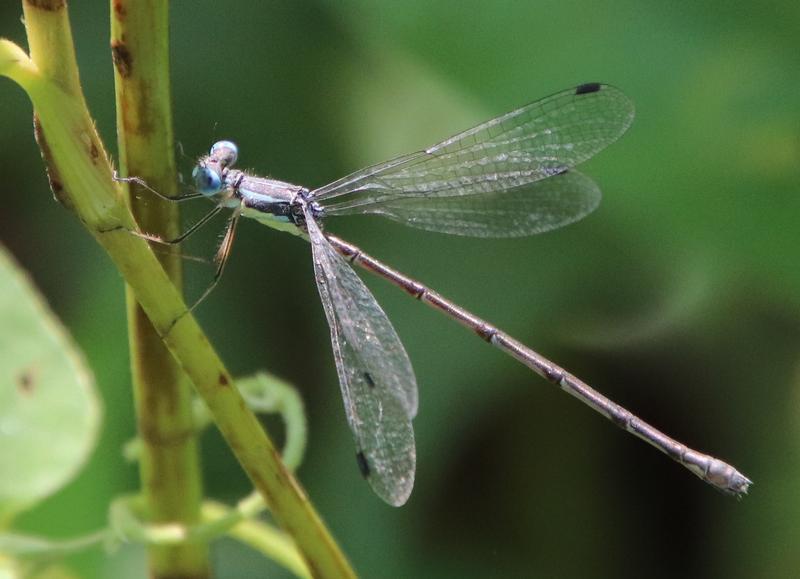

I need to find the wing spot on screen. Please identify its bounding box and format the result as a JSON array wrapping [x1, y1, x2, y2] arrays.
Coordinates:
[[543, 165, 568, 177], [356, 450, 371, 478], [575, 82, 602, 95]]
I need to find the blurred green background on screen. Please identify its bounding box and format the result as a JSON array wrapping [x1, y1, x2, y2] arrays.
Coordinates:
[[2, 0, 799, 577]]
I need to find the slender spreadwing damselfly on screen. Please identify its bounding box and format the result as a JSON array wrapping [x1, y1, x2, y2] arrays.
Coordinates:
[[127, 83, 751, 506]]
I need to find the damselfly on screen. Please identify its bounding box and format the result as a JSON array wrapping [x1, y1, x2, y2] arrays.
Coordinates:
[[132, 83, 751, 506]]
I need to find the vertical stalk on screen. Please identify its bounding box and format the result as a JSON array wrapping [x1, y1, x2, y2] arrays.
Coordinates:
[[110, 1, 208, 576], [12, 2, 356, 576]]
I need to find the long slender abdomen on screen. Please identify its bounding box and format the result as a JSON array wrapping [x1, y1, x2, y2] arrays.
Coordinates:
[[324, 232, 752, 497]]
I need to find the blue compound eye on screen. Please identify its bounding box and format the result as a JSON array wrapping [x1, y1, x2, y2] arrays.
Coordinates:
[[192, 165, 222, 196], [210, 140, 238, 167]]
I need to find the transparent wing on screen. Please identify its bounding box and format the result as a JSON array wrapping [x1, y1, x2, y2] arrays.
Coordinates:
[[306, 213, 417, 506], [359, 169, 601, 238], [313, 83, 633, 215]]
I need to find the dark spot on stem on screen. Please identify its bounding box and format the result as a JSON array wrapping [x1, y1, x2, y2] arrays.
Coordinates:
[[89, 141, 99, 163], [111, 41, 133, 78], [356, 450, 370, 478], [575, 82, 602, 95], [218, 373, 230, 387], [25, 0, 65, 11], [112, 0, 126, 19], [50, 178, 64, 195], [363, 371, 375, 388], [33, 116, 73, 211]]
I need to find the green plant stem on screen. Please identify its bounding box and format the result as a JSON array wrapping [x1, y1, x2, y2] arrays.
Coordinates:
[[0, 530, 110, 558], [110, 496, 310, 578], [110, 0, 208, 577], [3, 2, 355, 577], [203, 501, 311, 578]]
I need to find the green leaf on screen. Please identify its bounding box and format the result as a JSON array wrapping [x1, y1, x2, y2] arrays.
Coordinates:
[[0, 245, 101, 524]]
